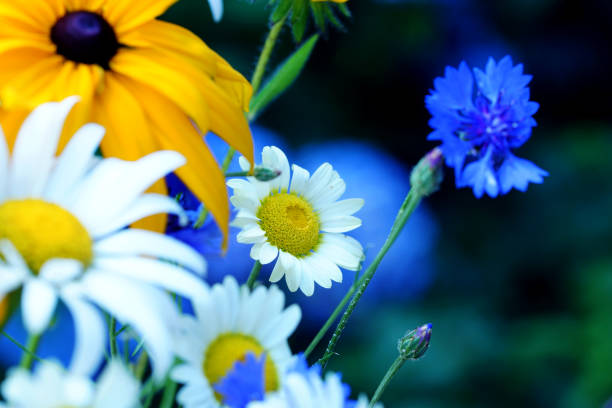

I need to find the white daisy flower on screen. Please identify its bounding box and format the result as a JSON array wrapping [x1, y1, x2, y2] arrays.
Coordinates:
[[0, 97, 208, 378], [228, 146, 364, 296], [171, 276, 301, 408], [247, 369, 382, 408], [0, 360, 139, 408]]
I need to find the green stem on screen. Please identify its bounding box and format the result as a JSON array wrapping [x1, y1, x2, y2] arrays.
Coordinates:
[[2, 330, 43, 365], [318, 189, 423, 368], [304, 276, 359, 358], [19, 333, 41, 369], [134, 350, 149, 381], [225, 170, 249, 178], [251, 14, 289, 96], [160, 379, 178, 408], [108, 316, 117, 358], [368, 355, 406, 407], [246, 261, 262, 289]]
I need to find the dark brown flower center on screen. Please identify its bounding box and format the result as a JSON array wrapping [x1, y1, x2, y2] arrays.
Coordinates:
[[50, 11, 119, 69]]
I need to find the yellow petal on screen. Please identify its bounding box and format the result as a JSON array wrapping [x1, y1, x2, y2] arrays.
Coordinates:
[[122, 78, 230, 246], [110, 47, 210, 139], [119, 19, 217, 75], [94, 72, 167, 232], [0, 0, 64, 28], [103, 0, 179, 35], [63, 0, 106, 12]]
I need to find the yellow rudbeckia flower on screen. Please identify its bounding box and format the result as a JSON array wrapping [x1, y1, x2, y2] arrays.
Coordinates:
[[0, 0, 254, 241]]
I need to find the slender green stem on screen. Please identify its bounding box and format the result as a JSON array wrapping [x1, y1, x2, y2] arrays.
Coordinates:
[[2, 330, 44, 364], [134, 351, 149, 381], [225, 170, 249, 178], [19, 333, 41, 369], [251, 14, 289, 96], [160, 378, 178, 408], [369, 355, 406, 407], [108, 316, 117, 358], [318, 190, 423, 368], [246, 261, 263, 289]]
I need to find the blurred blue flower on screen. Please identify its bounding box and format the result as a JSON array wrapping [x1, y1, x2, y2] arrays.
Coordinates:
[[215, 352, 266, 408], [166, 125, 291, 285], [426, 55, 548, 198], [292, 140, 438, 326]]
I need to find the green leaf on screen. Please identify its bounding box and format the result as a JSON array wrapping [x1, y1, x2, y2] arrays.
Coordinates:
[[338, 3, 351, 17], [248, 34, 319, 121], [310, 3, 327, 32], [290, 0, 309, 42], [270, 0, 292, 23]]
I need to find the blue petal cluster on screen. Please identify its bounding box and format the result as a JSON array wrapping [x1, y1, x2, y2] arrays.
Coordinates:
[[214, 352, 266, 408], [426, 55, 548, 198]]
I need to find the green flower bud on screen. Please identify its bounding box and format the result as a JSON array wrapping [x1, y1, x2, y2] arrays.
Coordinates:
[[254, 166, 282, 182], [410, 148, 444, 197], [397, 323, 432, 360]]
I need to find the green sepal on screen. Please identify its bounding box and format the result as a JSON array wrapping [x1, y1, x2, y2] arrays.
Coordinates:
[[270, 0, 292, 23], [323, 5, 344, 30], [310, 3, 327, 33], [248, 34, 319, 120], [290, 0, 309, 42]]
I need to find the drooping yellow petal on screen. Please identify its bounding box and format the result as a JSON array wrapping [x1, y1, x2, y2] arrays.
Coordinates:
[[63, 0, 106, 12], [119, 19, 217, 75], [0, 48, 54, 85], [122, 78, 230, 245], [110, 47, 211, 139], [93, 72, 168, 232], [102, 0, 179, 35]]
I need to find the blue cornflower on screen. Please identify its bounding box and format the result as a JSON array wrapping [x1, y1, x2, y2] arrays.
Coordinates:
[[214, 352, 266, 408], [426, 55, 548, 198]]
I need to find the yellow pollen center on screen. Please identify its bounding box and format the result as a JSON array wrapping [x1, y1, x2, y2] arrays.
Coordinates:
[[0, 296, 9, 328], [203, 333, 279, 402], [256, 193, 320, 257], [0, 199, 93, 273]]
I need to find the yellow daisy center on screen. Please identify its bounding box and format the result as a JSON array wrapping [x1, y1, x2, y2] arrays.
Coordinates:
[[256, 193, 320, 257], [0, 199, 93, 273], [203, 333, 279, 402]]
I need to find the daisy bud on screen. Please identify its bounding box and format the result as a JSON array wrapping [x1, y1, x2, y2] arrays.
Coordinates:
[[410, 148, 444, 197], [397, 323, 432, 360], [254, 166, 282, 182]]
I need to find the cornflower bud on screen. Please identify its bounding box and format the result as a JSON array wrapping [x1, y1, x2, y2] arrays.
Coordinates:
[[397, 323, 432, 360], [254, 166, 282, 182], [410, 148, 444, 197]]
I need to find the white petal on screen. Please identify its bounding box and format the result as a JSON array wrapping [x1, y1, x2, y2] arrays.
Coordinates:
[[93, 361, 140, 408], [69, 151, 185, 226], [0, 266, 25, 296], [269, 254, 287, 283], [93, 257, 209, 300], [250, 242, 264, 260], [230, 194, 259, 214], [323, 233, 364, 258], [94, 229, 206, 275], [239, 155, 251, 172], [283, 254, 301, 292], [80, 272, 176, 380], [208, 0, 223, 22], [86, 194, 186, 237], [317, 238, 363, 271], [320, 215, 362, 233], [319, 198, 364, 222], [9, 97, 79, 198], [303, 163, 333, 201], [299, 259, 315, 296], [21, 279, 58, 334], [271, 146, 290, 191], [258, 242, 279, 265], [236, 225, 266, 244], [43, 123, 105, 202], [260, 304, 301, 348], [62, 291, 106, 376], [289, 164, 309, 195], [310, 172, 346, 210], [39, 259, 83, 285], [0, 240, 28, 270]]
